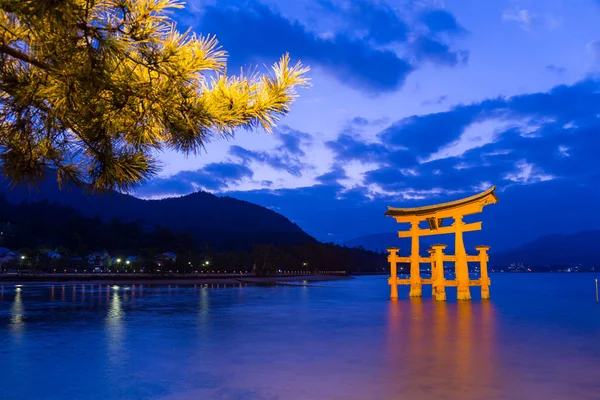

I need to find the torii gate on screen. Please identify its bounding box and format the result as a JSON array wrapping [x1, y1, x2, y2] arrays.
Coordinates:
[[384, 187, 498, 301]]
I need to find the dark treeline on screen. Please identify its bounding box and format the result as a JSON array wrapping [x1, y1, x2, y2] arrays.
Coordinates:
[[0, 195, 387, 275]]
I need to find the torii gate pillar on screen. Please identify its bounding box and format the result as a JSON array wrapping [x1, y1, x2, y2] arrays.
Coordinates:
[[409, 221, 422, 297], [476, 246, 491, 299], [431, 244, 447, 301], [454, 216, 471, 300], [387, 247, 399, 299]]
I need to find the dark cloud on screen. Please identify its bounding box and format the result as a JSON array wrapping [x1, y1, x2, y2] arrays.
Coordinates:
[[196, 2, 468, 93], [199, 2, 413, 93], [377, 99, 505, 154], [412, 37, 469, 67], [421, 95, 449, 106], [319, 1, 469, 69], [274, 126, 312, 156], [318, 0, 408, 45], [507, 80, 600, 123], [546, 64, 566, 75], [313, 78, 600, 208], [325, 133, 389, 163], [137, 162, 253, 196], [347, 116, 390, 127], [315, 164, 348, 185], [356, 79, 600, 195], [229, 145, 308, 177], [349, 116, 371, 127], [420, 9, 468, 35]]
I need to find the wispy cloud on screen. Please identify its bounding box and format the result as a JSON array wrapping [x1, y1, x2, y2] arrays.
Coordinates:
[[502, 7, 534, 30]]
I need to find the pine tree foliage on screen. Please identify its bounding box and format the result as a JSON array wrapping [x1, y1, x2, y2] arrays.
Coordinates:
[[0, 0, 309, 191]]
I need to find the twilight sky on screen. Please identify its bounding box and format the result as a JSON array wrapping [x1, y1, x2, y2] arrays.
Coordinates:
[[135, 0, 600, 251]]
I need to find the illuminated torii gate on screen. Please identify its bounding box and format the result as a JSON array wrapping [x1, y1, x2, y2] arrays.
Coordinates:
[[384, 187, 498, 301]]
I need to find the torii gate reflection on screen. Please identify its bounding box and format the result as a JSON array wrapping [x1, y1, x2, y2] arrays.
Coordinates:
[[385, 187, 498, 300]]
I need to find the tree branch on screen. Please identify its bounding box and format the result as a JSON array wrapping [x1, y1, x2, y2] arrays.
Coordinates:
[[0, 43, 50, 70]]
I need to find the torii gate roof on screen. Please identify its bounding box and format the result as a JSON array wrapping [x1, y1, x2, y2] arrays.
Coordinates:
[[385, 186, 498, 221]]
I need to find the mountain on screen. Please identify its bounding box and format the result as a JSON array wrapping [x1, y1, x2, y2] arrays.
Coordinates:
[[344, 232, 396, 253], [347, 230, 600, 269], [491, 231, 600, 268], [0, 172, 314, 251]]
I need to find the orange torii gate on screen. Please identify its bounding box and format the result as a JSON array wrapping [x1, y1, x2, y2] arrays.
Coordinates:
[[384, 187, 498, 301]]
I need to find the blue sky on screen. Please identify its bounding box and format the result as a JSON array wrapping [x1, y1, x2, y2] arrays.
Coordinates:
[[135, 0, 600, 251]]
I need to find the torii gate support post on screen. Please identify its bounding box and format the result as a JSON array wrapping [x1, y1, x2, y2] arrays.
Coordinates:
[[409, 221, 422, 297], [432, 244, 447, 301], [428, 248, 436, 296], [387, 247, 399, 299], [454, 216, 471, 300], [476, 246, 491, 299]]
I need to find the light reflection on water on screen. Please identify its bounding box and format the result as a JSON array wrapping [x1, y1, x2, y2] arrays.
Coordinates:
[[10, 287, 24, 336], [0, 275, 600, 400]]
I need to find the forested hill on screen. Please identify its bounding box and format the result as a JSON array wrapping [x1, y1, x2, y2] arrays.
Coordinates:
[[0, 171, 314, 251], [0, 195, 388, 275], [0, 195, 195, 257]]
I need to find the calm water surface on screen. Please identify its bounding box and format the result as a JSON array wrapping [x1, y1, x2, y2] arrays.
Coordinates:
[[1, 274, 600, 400]]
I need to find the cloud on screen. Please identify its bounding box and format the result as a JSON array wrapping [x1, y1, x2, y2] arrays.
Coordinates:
[[195, 1, 468, 93], [325, 133, 390, 164], [411, 37, 469, 67], [315, 164, 348, 185], [274, 126, 312, 156], [318, 0, 408, 45], [504, 160, 554, 184], [502, 7, 533, 29], [346, 116, 389, 127], [319, 78, 600, 198], [229, 145, 307, 177], [501, 7, 561, 31], [137, 162, 253, 196], [421, 95, 449, 106], [198, 2, 413, 93], [377, 99, 505, 155], [420, 9, 468, 35], [546, 64, 566, 75], [587, 40, 600, 65]]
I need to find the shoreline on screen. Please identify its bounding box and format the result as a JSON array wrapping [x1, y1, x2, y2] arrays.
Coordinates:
[[0, 273, 351, 286]]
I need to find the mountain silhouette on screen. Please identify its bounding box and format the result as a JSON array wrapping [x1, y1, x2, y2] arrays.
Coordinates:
[[0, 171, 314, 251], [492, 231, 600, 268]]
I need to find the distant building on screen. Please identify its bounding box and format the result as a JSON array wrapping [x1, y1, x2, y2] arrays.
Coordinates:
[[47, 250, 61, 260]]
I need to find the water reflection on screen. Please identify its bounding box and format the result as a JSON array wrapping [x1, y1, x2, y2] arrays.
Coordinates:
[[197, 287, 210, 335], [105, 289, 125, 364], [10, 287, 24, 335], [386, 299, 497, 399], [1, 276, 599, 400]]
